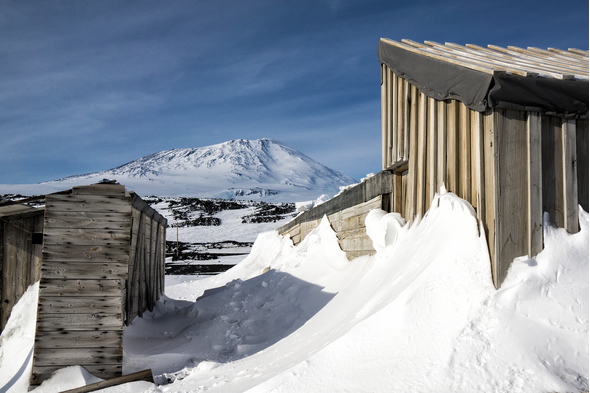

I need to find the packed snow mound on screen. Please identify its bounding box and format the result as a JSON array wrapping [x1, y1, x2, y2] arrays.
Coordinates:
[[1, 139, 356, 202], [1, 191, 586, 392]]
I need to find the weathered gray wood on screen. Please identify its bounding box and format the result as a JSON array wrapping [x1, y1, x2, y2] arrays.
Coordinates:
[[42, 245, 129, 263], [58, 369, 153, 393], [41, 262, 128, 280], [38, 296, 122, 314], [36, 313, 123, 331], [34, 330, 122, 348], [31, 365, 122, 385], [437, 100, 447, 192], [34, 347, 122, 365], [386, 67, 393, 167], [416, 91, 427, 218], [562, 119, 579, 233], [45, 194, 131, 213], [72, 184, 127, 196], [473, 111, 486, 225], [40, 279, 121, 297], [405, 84, 418, 222], [44, 211, 131, 230], [397, 76, 405, 160], [382, 64, 387, 169], [427, 97, 438, 205], [542, 115, 565, 227], [43, 228, 130, 247], [446, 100, 459, 194], [495, 109, 528, 288], [527, 112, 544, 256], [459, 103, 472, 203], [390, 69, 398, 165], [577, 119, 589, 213], [483, 109, 498, 287]]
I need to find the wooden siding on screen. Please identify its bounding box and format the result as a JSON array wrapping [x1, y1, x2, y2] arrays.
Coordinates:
[[282, 196, 383, 260], [381, 63, 587, 288], [29, 184, 167, 386], [0, 210, 44, 330], [33, 186, 131, 383]]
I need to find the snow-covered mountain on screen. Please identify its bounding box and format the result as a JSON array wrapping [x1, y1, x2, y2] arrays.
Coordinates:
[[3, 139, 357, 202]]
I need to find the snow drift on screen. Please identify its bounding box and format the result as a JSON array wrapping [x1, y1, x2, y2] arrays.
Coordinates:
[[1, 190, 587, 392]]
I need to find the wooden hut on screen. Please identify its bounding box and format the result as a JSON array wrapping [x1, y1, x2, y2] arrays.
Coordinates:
[[0, 182, 167, 386], [280, 40, 588, 289]]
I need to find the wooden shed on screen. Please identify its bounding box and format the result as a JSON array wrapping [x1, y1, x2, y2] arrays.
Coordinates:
[[379, 39, 588, 288], [280, 40, 588, 290], [0, 182, 167, 386]]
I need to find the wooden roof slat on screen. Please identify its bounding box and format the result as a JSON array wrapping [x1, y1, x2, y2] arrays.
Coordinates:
[[448, 42, 583, 80], [380, 38, 505, 76], [548, 47, 588, 59], [424, 41, 539, 77], [470, 43, 588, 77], [568, 48, 589, 57], [504, 45, 587, 72], [526, 46, 589, 66], [496, 46, 588, 79], [487, 45, 578, 80], [402, 39, 526, 75]]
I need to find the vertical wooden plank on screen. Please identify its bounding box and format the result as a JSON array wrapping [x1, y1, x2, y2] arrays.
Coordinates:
[[470, 111, 478, 206], [495, 109, 529, 288], [405, 84, 418, 222], [403, 79, 411, 161], [437, 100, 447, 192], [416, 91, 428, 218], [447, 100, 459, 194], [427, 97, 438, 206], [393, 172, 403, 214], [391, 70, 398, 165], [385, 67, 392, 168], [381, 65, 387, 170], [473, 111, 486, 225], [541, 115, 564, 227], [562, 119, 579, 233], [483, 109, 498, 287], [397, 76, 404, 161], [527, 112, 543, 257], [460, 103, 472, 203], [576, 119, 589, 213]]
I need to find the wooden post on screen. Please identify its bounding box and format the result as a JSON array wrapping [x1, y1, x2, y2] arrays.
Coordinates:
[[416, 91, 428, 218], [473, 111, 486, 225], [428, 97, 438, 203], [562, 119, 579, 233], [437, 100, 447, 192], [527, 112, 543, 256]]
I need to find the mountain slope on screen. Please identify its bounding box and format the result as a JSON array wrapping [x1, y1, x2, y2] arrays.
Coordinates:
[[4, 139, 356, 202]]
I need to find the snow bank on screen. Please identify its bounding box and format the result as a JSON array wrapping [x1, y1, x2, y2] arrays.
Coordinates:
[[0, 190, 586, 393]]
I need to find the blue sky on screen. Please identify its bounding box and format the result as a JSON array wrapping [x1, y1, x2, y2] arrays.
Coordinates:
[[1, 0, 588, 184]]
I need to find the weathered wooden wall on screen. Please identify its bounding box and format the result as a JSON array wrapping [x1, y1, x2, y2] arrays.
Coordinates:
[[278, 172, 392, 259], [31, 184, 166, 386], [381, 63, 587, 288], [282, 196, 383, 260], [0, 207, 44, 331], [126, 194, 166, 324]]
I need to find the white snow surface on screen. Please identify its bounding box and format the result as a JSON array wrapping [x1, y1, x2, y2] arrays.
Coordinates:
[[1, 191, 587, 392], [0, 139, 356, 202]]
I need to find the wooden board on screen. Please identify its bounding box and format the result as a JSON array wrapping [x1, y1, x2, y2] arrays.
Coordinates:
[[42, 245, 130, 263], [31, 365, 122, 385], [527, 112, 543, 256], [34, 330, 123, 349], [541, 115, 565, 227], [43, 228, 130, 246], [36, 313, 123, 331], [44, 211, 131, 230], [38, 296, 122, 314], [34, 347, 122, 366], [40, 279, 121, 297], [41, 262, 128, 280], [45, 194, 131, 213], [577, 119, 589, 213], [562, 119, 579, 233]]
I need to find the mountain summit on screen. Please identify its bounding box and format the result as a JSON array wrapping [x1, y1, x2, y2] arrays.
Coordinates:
[[43, 139, 356, 201]]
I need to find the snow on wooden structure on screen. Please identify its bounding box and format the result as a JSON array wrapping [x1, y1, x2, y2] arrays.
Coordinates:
[[0, 183, 167, 386], [279, 39, 588, 289]]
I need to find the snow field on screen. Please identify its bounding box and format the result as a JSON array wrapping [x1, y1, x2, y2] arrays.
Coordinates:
[[0, 190, 587, 392]]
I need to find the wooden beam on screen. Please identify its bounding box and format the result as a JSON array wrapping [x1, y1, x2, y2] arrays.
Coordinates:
[[527, 112, 544, 256], [562, 119, 579, 233], [58, 369, 154, 393]]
